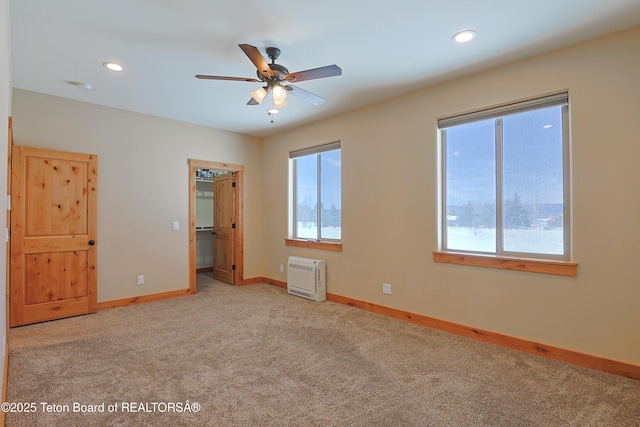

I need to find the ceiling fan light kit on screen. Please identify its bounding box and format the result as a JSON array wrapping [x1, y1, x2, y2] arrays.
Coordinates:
[[196, 43, 342, 123], [251, 87, 268, 104], [271, 84, 287, 102]]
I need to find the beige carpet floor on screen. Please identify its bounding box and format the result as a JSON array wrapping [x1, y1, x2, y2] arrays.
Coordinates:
[[5, 274, 640, 426]]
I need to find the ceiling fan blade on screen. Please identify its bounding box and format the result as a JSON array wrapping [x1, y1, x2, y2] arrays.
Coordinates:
[[238, 44, 274, 79], [284, 65, 342, 82], [285, 84, 326, 106], [195, 75, 261, 82], [247, 97, 259, 106]]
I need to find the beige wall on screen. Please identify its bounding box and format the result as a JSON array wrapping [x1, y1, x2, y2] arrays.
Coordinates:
[[11, 90, 264, 302], [1, 0, 11, 387], [262, 27, 640, 365]]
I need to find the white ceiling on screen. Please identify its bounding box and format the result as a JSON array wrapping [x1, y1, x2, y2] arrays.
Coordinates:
[[9, 0, 640, 137]]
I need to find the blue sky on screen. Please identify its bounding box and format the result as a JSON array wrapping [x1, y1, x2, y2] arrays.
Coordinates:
[[445, 106, 565, 207], [295, 149, 341, 209]]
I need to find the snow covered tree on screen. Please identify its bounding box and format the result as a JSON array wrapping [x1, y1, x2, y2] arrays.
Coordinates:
[[504, 193, 530, 229]]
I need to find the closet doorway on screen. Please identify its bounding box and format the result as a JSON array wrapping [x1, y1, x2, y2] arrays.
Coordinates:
[[188, 159, 244, 293]]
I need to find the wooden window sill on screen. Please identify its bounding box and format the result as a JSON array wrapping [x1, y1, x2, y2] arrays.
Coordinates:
[[433, 251, 577, 277], [285, 239, 342, 252]]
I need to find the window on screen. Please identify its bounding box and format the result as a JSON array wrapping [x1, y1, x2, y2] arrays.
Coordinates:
[[439, 93, 570, 260], [290, 142, 341, 241]]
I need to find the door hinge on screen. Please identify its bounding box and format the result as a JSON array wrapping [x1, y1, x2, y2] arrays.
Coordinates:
[[232, 181, 236, 188], [232, 264, 236, 270], [232, 223, 236, 229], [6, 195, 10, 211]]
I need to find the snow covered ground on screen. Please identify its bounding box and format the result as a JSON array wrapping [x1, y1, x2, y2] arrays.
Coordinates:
[[296, 223, 563, 255], [447, 227, 564, 255], [296, 224, 341, 240]]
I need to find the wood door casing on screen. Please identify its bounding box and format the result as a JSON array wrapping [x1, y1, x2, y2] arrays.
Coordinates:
[[213, 173, 235, 284], [10, 146, 97, 327], [188, 159, 244, 293]]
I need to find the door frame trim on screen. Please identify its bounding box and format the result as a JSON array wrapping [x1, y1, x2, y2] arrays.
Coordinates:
[[188, 159, 244, 293]]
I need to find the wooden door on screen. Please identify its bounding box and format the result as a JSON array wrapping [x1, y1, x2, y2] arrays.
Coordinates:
[[10, 146, 98, 327], [213, 173, 235, 284]]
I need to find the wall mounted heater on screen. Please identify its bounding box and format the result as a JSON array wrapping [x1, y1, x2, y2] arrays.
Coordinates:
[[287, 257, 326, 302]]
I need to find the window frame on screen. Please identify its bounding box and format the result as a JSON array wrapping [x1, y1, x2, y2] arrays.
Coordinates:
[[289, 141, 342, 245], [438, 93, 572, 265]]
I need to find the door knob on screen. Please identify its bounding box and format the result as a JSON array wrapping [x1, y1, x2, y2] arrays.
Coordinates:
[[88, 240, 96, 246]]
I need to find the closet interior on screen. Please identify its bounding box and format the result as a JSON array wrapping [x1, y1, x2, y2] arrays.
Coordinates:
[[195, 168, 226, 272]]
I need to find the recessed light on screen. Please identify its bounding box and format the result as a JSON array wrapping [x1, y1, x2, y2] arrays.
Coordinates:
[[453, 30, 476, 44], [103, 62, 124, 72]]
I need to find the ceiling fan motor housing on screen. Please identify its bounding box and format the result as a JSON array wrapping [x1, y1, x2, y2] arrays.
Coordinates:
[[255, 47, 289, 81], [267, 47, 289, 80], [256, 63, 289, 81]]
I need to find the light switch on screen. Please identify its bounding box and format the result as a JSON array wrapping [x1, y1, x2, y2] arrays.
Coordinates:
[[173, 221, 180, 231]]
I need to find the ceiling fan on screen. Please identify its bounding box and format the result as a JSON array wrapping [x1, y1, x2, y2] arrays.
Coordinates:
[[196, 44, 342, 120]]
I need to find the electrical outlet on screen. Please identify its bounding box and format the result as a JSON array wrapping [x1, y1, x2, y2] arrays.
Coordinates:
[[280, 264, 284, 273], [172, 221, 180, 231], [137, 275, 144, 285], [382, 283, 392, 295]]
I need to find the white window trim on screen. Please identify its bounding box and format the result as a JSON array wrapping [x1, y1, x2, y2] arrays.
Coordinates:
[[289, 141, 341, 243]]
